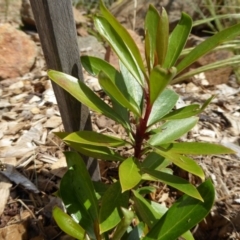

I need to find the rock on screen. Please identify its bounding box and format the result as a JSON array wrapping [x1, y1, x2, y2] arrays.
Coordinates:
[[197, 50, 234, 85], [85, 77, 102, 92], [44, 116, 62, 129], [0, 23, 37, 79], [96, 115, 108, 129], [185, 82, 199, 93], [96, 115, 115, 129], [20, 0, 35, 27], [78, 35, 106, 59]]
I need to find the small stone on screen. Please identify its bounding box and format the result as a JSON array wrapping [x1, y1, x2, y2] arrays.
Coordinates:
[[96, 116, 108, 129], [85, 77, 102, 92], [185, 82, 199, 93], [29, 95, 41, 103], [199, 129, 216, 138], [44, 116, 62, 128], [30, 107, 40, 114], [9, 81, 24, 90]]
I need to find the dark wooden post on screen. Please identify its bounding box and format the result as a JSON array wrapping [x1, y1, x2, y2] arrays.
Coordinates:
[[30, 0, 100, 181]]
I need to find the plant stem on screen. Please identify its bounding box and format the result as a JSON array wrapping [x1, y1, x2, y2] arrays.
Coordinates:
[[134, 90, 152, 159]]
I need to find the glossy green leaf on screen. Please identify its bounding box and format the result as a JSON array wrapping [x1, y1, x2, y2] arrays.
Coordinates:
[[163, 95, 214, 120], [145, 5, 160, 69], [154, 148, 205, 180], [93, 181, 109, 200], [99, 71, 141, 116], [99, 181, 129, 233], [125, 223, 145, 240], [133, 190, 163, 228], [119, 157, 142, 192], [156, 7, 169, 66], [181, 230, 195, 240], [64, 152, 99, 222], [60, 170, 95, 238], [48, 70, 128, 128], [81, 56, 129, 122], [142, 169, 203, 201], [163, 13, 192, 68], [99, 0, 145, 84], [150, 200, 168, 217], [159, 142, 235, 155], [162, 104, 200, 120], [144, 179, 215, 240], [53, 206, 86, 240], [63, 142, 124, 162], [149, 117, 198, 146], [149, 66, 177, 104], [56, 131, 126, 147], [94, 18, 144, 86], [137, 186, 156, 195], [141, 152, 171, 171], [112, 208, 134, 240], [119, 61, 143, 107], [147, 89, 179, 127], [176, 22, 240, 74]]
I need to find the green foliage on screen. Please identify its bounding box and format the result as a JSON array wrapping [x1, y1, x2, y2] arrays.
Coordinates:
[[48, 1, 237, 239]]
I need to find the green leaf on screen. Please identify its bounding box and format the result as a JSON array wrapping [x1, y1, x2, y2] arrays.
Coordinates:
[[154, 149, 205, 180], [163, 12, 192, 68], [141, 152, 171, 171], [144, 179, 215, 240], [176, 22, 240, 74], [123, 222, 146, 240], [149, 117, 198, 146], [81, 56, 132, 122], [81, 56, 129, 122], [163, 96, 214, 119], [98, 71, 141, 116], [99, 0, 145, 85], [133, 190, 165, 227], [145, 5, 160, 69], [137, 186, 156, 195], [48, 70, 128, 128], [93, 181, 109, 200], [159, 142, 235, 155], [94, 16, 144, 85], [162, 104, 200, 120], [119, 61, 143, 107], [63, 142, 124, 162], [149, 66, 177, 105], [64, 152, 99, 222], [112, 208, 135, 240], [147, 89, 179, 127], [142, 169, 203, 201], [99, 181, 129, 234], [56, 131, 126, 147], [181, 230, 195, 240], [156, 7, 169, 66], [119, 157, 142, 192], [53, 206, 86, 240], [60, 171, 95, 238]]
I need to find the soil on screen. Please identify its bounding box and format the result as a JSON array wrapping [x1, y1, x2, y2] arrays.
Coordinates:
[[1, 1, 240, 240]]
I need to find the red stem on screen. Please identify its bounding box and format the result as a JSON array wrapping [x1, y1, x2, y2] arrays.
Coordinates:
[[134, 90, 152, 159]]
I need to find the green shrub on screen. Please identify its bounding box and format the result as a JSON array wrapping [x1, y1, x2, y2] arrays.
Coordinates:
[[48, 1, 238, 239]]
